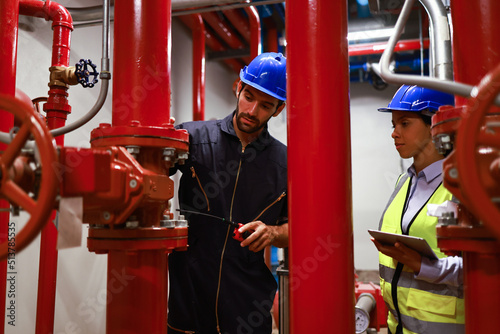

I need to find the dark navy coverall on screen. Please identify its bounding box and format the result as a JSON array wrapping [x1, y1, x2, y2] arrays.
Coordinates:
[[168, 112, 288, 334]]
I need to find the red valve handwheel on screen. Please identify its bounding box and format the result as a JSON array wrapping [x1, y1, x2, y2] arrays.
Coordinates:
[[455, 63, 500, 239], [0, 94, 58, 261]]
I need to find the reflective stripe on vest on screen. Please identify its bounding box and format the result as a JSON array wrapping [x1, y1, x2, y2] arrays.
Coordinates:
[[379, 175, 465, 333]]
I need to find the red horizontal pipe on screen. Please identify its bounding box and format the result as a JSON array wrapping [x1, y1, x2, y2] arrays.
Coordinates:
[[19, 0, 73, 67], [113, 0, 172, 126], [348, 38, 430, 56], [287, 0, 355, 332]]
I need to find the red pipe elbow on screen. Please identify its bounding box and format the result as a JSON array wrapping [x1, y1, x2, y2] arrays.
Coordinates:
[[19, 0, 73, 67]]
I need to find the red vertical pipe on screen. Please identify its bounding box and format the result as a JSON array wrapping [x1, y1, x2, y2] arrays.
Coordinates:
[[0, 1, 19, 330], [179, 15, 244, 74], [287, 0, 354, 333], [263, 18, 278, 53], [106, 250, 168, 333], [450, 0, 500, 107], [244, 6, 261, 58], [192, 14, 205, 121], [113, 0, 171, 126], [19, 2, 73, 333], [463, 252, 500, 333], [106, 1, 172, 332], [449, 0, 500, 332]]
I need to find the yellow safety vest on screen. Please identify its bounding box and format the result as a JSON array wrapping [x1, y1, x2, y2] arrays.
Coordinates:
[[379, 174, 465, 334]]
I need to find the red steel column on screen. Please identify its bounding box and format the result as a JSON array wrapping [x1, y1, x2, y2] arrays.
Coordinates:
[[449, 1, 500, 333], [287, 0, 354, 333], [0, 1, 19, 330], [113, 0, 172, 126]]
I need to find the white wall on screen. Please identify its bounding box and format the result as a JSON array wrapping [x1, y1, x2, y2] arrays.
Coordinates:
[[10, 9, 414, 333], [349, 83, 412, 270]]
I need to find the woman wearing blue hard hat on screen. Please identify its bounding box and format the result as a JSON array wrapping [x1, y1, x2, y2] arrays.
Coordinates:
[[372, 85, 465, 333]]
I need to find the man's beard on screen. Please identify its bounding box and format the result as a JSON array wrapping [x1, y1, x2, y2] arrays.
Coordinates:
[[235, 106, 267, 134]]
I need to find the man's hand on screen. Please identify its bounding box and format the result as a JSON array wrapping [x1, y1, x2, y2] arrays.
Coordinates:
[[238, 222, 288, 252], [371, 238, 422, 274]]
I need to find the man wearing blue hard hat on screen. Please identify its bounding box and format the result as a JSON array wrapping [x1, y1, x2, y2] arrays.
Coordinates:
[[168, 52, 288, 334], [373, 85, 465, 334]]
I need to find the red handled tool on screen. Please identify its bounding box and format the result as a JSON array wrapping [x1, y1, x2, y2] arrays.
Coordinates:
[[177, 209, 251, 242]]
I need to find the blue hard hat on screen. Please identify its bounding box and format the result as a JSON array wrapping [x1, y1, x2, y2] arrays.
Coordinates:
[[240, 52, 287, 101], [378, 85, 454, 115]]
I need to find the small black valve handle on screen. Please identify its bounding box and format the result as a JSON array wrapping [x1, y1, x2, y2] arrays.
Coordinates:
[[75, 59, 99, 88]]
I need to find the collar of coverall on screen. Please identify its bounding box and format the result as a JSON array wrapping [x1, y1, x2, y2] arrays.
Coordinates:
[[220, 111, 272, 152]]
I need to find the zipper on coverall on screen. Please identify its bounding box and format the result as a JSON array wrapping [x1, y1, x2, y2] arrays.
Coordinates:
[[215, 145, 286, 333]]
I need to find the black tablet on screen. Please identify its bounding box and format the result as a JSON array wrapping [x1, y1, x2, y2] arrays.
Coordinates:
[[368, 229, 438, 260]]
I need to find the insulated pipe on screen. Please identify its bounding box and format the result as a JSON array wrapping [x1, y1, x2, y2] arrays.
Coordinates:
[[0, 1, 19, 329], [113, 0, 172, 127], [287, 0, 355, 333], [191, 14, 206, 121], [418, 0, 453, 80]]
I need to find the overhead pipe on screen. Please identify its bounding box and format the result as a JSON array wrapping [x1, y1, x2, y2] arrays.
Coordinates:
[[287, 0, 355, 333], [348, 38, 430, 56], [201, 11, 251, 63], [244, 5, 261, 58], [67, 0, 281, 24], [67, 0, 246, 22], [179, 15, 244, 73], [418, 0, 453, 80], [191, 14, 206, 121], [223, 9, 252, 42], [18, 1, 73, 333], [0, 1, 19, 330], [376, 0, 498, 105]]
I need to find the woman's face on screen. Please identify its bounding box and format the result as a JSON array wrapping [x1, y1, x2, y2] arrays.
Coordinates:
[[391, 110, 433, 159]]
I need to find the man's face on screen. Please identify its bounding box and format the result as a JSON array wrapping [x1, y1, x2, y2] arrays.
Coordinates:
[[235, 84, 284, 135]]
